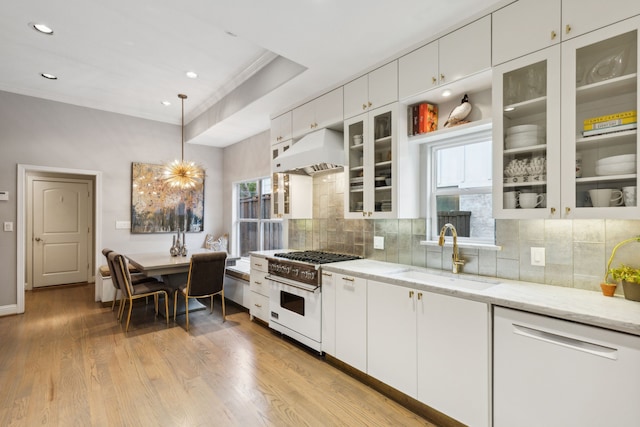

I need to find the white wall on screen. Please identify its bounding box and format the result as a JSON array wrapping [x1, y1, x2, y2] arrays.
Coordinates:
[[0, 91, 225, 308], [222, 130, 271, 255]]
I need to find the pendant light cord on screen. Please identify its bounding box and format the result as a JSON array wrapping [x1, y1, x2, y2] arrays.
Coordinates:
[[179, 93, 187, 161]]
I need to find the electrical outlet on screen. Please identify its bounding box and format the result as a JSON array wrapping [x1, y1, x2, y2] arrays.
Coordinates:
[[4, 222, 13, 232], [531, 247, 545, 266], [373, 236, 384, 250]]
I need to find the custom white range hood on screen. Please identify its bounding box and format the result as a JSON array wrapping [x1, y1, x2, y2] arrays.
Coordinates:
[[273, 128, 344, 175]]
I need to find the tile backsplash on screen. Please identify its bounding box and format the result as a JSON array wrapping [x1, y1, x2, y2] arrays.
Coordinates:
[[288, 172, 640, 294]]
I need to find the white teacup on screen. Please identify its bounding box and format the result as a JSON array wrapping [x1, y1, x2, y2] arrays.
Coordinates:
[[623, 186, 637, 207], [519, 192, 543, 208], [503, 191, 518, 209], [353, 134, 363, 145], [589, 188, 623, 207], [539, 192, 547, 208]]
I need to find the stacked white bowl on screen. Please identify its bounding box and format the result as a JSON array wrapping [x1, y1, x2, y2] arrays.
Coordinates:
[[505, 124, 545, 149], [595, 154, 636, 176]]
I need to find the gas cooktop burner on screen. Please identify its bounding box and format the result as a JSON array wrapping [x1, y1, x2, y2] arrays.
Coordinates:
[[274, 250, 360, 264]]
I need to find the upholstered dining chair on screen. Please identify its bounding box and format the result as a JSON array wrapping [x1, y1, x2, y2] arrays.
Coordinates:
[[174, 251, 228, 331], [109, 252, 172, 332], [102, 248, 159, 318]]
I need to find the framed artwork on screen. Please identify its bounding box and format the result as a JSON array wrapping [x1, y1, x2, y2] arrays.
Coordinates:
[[131, 162, 204, 233]]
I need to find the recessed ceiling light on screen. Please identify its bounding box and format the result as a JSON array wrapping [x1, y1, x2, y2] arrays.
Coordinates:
[[29, 22, 54, 35], [161, 100, 171, 106], [41, 73, 57, 80], [441, 89, 452, 97], [186, 71, 198, 79]]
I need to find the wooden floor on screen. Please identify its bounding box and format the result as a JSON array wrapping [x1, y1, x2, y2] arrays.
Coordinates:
[[0, 284, 436, 427]]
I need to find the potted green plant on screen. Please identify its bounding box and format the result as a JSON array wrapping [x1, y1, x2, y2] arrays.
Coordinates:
[[607, 264, 640, 301], [603, 236, 640, 301]]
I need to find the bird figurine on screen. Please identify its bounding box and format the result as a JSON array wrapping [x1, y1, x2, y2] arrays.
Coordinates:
[[444, 94, 472, 128]]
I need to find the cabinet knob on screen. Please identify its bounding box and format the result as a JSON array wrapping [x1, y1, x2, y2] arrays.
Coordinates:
[[362, 211, 367, 217], [417, 292, 423, 300], [368, 101, 372, 107], [565, 207, 571, 215], [432, 76, 437, 84], [550, 207, 556, 215], [368, 212, 372, 217], [362, 103, 367, 110], [566, 24, 571, 34], [440, 73, 445, 82], [254, 303, 262, 308], [409, 290, 414, 298], [551, 30, 557, 40]]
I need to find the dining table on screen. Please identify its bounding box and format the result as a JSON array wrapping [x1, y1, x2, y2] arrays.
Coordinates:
[[125, 248, 235, 318]]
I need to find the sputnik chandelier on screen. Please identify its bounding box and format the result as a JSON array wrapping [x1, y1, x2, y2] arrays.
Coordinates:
[[163, 94, 204, 189]]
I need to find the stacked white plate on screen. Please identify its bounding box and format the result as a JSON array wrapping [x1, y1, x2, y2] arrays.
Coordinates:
[[505, 125, 545, 149], [595, 154, 636, 176]]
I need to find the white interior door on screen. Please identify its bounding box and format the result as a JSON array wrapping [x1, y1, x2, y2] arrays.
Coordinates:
[[32, 180, 89, 287]]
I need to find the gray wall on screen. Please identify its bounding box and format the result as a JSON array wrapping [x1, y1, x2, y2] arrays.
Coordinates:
[[0, 91, 224, 308]]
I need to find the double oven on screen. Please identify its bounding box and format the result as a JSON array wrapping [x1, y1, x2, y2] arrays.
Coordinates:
[[266, 251, 359, 353]]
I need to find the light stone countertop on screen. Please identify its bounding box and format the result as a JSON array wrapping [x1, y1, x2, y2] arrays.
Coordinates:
[[320, 259, 640, 337]]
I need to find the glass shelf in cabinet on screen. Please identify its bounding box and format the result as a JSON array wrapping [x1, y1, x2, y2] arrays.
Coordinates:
[[576, 130, 636, 149], [503, 96, 546, 119], [576, 174, 637, 183], [503, 144, 547, 155]]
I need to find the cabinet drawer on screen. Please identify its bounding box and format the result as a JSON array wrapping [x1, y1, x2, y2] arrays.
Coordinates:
[[250, 291, 270, 323], [249, 256, 267, 272], [250, 270, 269, 297]]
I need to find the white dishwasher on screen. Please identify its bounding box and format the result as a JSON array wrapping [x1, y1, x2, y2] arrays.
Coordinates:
[[494, 307, 640, 427]]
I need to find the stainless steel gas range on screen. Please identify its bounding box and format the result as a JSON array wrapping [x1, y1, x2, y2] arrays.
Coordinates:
[[266, 251, 360, 353]]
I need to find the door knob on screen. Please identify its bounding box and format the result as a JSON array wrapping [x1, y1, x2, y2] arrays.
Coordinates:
[[34, 237, 42, 242]]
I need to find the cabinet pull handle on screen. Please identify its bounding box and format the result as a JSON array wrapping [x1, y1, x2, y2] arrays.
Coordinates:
[[417, 292, 422, 300], [512, 323, 617, 360], [551, 30, 557, 40], [254, 303, 262, 308], [440, 73, 445, 82], [368, 211, 372, 217], [254, 263, 262, 267], [322, 272, 333, 277], [255, 281, 262, 285], [409, 290, 414, 298], [550, 207, 556, 215], [362, 211, 367, 217], [362, 103, 367, 110], [368, 101, 372, 107], [565, 24, 571, 34], [342, 277, 355, 282], [565, 207, 571, 215], [432, 76, 437, 84]]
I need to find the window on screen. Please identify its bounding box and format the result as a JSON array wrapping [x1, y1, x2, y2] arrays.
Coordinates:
[[426, 128, 495, 244], [235, 177, 283, 257]]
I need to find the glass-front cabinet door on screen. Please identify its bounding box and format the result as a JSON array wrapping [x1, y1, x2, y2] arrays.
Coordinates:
[[561, 17, 639, 218], [493, 45, 561, 218], [344, 105, 396, 218]]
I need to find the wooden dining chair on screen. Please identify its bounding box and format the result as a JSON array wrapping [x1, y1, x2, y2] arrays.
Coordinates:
[[109, 252, 172, 332], [174, 251, 228, 331]]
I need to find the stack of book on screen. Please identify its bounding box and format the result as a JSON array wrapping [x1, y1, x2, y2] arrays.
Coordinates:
[[583, 110, 637, 137], [409, 103, 438, 136]]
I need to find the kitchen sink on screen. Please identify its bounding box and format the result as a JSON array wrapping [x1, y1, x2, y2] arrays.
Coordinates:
[[388, 270, 499, 291]]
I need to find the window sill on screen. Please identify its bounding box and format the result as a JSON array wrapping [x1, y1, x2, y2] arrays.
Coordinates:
[[420, 240, 502, 251]]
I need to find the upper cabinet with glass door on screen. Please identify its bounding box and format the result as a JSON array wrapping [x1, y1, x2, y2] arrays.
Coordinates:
[[560, 17, 639, 218], [492, 46, 562, 219], [344, 103, 418, 219]]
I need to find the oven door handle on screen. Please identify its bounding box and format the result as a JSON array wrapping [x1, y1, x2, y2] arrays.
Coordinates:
[[266, 275, 320, 293]]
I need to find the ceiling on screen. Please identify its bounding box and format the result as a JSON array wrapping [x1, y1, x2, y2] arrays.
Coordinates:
[[1, 0, 505, 147]]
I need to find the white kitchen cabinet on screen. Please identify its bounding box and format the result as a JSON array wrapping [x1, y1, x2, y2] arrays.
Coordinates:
[[417, 292, 490, 427], [494, 16, 640, 219], [320, 270, 336, 356], [562, 0, 640, 41], [494, 306, 640, 427], [270, 111, 292, 145], [291, 87, 344, 138], [399, 16, 491, 100], [560, 17, 639, 218], [249, 256, 269, 322], [344, 103, 418, 219], [271, 140, 291, 171], [367, 280, 417, 397], [344, 61, 398, 120], [224, 275, 249, 308], [492, 45, 562, 218], [271, 172, 312, 219], [334, 273, 367, 373], [492, 0, 560, 66]]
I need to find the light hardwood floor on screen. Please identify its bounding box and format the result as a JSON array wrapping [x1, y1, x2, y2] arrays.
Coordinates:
[[0, 284, 436, 427]]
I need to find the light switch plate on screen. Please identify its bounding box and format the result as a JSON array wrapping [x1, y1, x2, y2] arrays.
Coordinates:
[[373, 235, 384, 250], [4, 222, 13, 232], [531, 247, 545, 266], [115, 220, 131, 229]]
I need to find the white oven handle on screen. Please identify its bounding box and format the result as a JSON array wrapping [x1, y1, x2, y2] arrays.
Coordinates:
[[266, 275, 320, 294]]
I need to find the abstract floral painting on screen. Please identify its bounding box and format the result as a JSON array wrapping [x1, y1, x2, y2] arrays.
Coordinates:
[[131, 162, 204, 233]]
